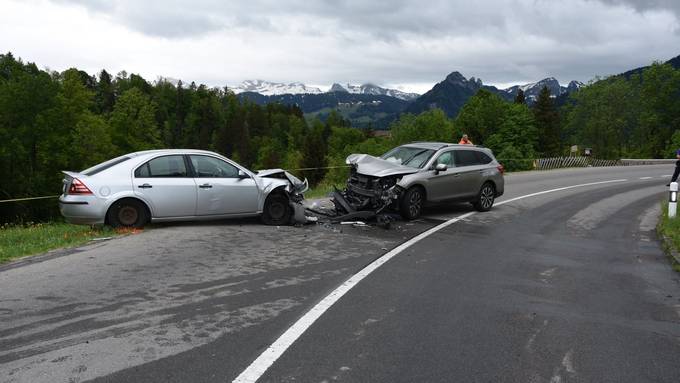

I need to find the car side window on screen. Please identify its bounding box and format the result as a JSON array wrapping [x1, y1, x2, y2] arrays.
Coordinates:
[[434, 151, 454, 166], [135, 155, 188, 178], [190, 155, 239, 178], [454, 150, 480, 167], [475, 151, 492, 164]]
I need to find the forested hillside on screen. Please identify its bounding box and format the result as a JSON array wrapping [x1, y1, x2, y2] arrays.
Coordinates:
[[1, 52, 679, 222]]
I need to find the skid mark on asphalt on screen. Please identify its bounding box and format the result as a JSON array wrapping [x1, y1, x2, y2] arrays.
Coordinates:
[[566, 185, 661, 233], [1, 299, 301, 383], [539, 268, 558, 284]]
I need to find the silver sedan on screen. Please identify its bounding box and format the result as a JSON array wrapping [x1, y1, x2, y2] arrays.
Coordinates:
[[59, 149, 308, 227]]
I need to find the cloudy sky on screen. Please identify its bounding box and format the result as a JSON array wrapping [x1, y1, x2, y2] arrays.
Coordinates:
[[1, 0, 679, 93]]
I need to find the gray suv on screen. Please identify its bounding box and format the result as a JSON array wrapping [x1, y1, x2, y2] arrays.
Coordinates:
[[342, 142, 505, 220]]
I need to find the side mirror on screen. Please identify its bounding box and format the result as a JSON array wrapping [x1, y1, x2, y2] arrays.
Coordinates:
[[435, 163, 447, 174], [237, 170, 250, 179]]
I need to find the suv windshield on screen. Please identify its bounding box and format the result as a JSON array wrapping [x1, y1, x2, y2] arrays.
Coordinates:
[[381, 146, 435, 169]]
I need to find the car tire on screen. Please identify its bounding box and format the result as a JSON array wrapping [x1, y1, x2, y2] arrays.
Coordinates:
[[108, 199, 148, 228], [473, 182, 495, 212], [400, 186, 424, 220], [261, 193, 292, 225]]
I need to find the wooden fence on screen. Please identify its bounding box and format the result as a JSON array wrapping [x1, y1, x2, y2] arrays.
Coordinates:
[[533, 156, 621, 170]]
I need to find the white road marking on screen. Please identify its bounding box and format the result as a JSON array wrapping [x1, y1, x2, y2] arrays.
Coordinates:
[[639, 177, 652, 180], [231, 179, 628, 383]]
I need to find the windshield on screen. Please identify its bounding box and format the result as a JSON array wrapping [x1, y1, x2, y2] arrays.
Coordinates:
[[380, 146, 435, 169]]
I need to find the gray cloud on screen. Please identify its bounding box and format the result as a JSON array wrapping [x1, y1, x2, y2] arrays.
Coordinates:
[[597, 0, 680, 16], [32, 0, 680, 88]]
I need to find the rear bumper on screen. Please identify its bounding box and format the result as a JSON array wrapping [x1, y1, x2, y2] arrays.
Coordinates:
[[59, 195, 107, 225]]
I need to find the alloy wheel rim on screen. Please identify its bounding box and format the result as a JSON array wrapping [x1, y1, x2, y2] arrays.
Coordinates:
[[409, 191, 422, 216], [119, 206, 138, 226], [481, 186, 494, 209]]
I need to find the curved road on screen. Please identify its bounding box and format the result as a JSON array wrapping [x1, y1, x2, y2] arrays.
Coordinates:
[[1, 165, 678, 382]]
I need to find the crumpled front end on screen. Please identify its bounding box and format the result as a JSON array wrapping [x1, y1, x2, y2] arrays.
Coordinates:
[[257, 168, 309, 223], [333, 154, 415, 219], [342, 166, 403, 213]]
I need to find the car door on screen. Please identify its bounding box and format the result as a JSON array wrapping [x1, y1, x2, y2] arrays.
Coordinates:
[[453, 149, 485, 197], [426, 150, 463, 201], [189, 155, 260, 216], [133, 155, 198, 218]]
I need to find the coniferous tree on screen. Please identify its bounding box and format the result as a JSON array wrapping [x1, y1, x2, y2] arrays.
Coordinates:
[[95, 69, 115, 114], [514, 88, 526, 104], [533, 86, 561, 156]]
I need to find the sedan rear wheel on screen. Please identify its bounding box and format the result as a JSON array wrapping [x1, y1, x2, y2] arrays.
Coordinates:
[[400, 186, 424, 220], [473, 182, 495, 212], [108, 199, 148, 228]]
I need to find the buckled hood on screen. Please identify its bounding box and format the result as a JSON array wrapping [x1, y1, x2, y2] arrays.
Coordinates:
[[345, 154, 420, 178]]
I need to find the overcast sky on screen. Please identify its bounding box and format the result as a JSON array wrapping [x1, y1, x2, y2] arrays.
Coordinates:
[[1, 0, 679, 93]]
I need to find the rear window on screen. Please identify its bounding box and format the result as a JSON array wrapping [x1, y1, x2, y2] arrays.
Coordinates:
[[454, 150, 480, 167], [475, 151, 493, 164], [81, 156, 131, 176]]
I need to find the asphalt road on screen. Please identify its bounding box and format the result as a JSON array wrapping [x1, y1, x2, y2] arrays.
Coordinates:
[[1, 165, 678, 383]]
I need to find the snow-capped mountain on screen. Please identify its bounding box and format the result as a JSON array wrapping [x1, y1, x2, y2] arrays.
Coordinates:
[[231, 80, 323, 96], [329, 83, 420, 101], [505, 78, 584, 102]]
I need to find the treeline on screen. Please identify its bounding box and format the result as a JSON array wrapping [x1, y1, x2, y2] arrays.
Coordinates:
[[1, 51, 679, 222]]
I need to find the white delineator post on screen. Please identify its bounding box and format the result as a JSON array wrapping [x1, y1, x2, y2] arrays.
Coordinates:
[[670, 182, 678, 219]]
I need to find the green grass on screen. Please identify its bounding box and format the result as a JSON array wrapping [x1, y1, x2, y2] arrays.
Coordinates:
[[304, 182, 336, 199], [658, 202, 680, 271], [0, 222, 119, 264]]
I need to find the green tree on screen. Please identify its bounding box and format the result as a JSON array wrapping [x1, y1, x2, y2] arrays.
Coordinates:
[[485, 103, 538, 170], [109, 88, 161, 153], [533, 86, 561, 156], [454, 89, 506, 144], [390, 109, 456, 145], [300, 119, 328, 185], [514, 88, 526, 104]]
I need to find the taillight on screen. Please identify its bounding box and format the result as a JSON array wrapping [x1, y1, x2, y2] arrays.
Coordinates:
[[69, 178, 93, 195], [497, 164, 505, 175]]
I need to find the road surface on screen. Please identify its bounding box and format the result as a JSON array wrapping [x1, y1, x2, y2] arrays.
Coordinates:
[[1, 165, 678, 382]]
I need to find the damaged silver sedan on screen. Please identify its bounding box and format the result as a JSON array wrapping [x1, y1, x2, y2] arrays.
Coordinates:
[[59, 149, 307, 228], [334, 142, 504, 220]]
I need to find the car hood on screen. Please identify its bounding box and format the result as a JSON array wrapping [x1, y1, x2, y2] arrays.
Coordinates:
[[345, 154, 420, 178], [257, 168, 309, 194]]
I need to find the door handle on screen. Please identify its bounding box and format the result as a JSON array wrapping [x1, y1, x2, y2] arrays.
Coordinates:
[[199, 183, 213, 189], [138, 183, 152, 189]]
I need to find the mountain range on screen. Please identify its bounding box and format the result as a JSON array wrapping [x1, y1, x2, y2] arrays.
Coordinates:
[[233, 54, 680, 128]]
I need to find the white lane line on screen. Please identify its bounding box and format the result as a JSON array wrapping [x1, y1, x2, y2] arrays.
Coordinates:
[[231, 178, 628, 383], [639, 177, 652, 180]]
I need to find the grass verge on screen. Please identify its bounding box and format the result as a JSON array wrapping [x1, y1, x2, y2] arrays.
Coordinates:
[[658, 202, 680, 271], [0, 222, 120, 264], [304, 182, 336, 199]]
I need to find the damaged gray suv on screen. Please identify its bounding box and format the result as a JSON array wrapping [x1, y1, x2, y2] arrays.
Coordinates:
[[339, 142, 504, 220]]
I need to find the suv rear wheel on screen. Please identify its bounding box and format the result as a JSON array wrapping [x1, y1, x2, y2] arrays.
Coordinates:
[[472, 182, 495, 212], [400, 186, 424, 220]]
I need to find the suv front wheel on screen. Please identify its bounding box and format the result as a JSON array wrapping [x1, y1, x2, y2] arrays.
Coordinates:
[[400, 186, 424, 220], [472, 182, 495, 212]]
